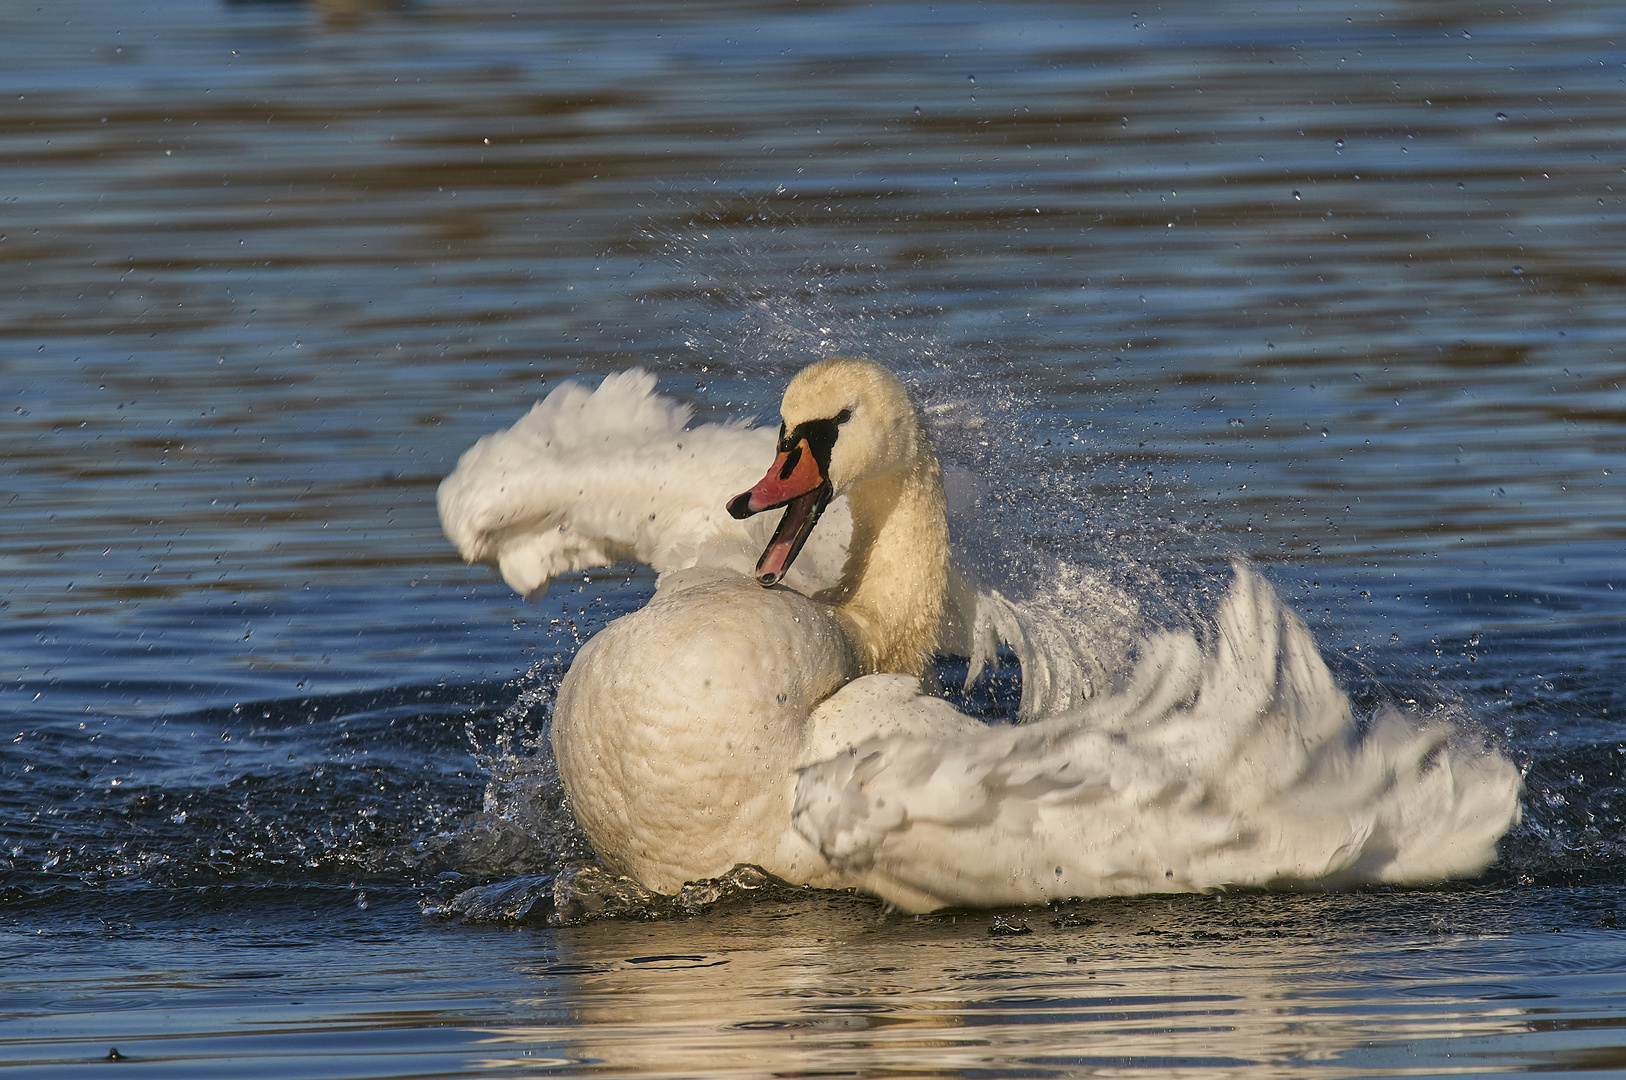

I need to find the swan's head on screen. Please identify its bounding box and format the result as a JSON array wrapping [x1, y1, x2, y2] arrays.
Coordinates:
[[727, 358, 922, 586]]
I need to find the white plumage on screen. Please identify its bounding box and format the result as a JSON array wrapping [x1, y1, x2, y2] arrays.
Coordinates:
[[438, 361, 1523, 912]]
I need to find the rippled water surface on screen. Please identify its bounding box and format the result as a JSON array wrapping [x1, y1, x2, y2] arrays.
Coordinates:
[[4, 0, 1625, 1076]]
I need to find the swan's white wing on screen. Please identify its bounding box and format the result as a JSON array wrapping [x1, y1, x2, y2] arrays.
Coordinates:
[[437, 370, 852, 597], [792, 563, 1523, 911]]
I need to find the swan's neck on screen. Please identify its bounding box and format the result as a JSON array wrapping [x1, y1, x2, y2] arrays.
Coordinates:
[[827, 433, 948, 678]]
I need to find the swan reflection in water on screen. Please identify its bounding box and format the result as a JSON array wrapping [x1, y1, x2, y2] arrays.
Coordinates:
[[465, 893, 1546, 1078], [438, 359, 1521, 912]]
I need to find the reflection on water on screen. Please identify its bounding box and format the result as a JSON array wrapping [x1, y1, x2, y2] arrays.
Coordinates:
[[6, 890, 1626, 1077], [550, 891, 1608, 1076], [497, 889, 1626, 1076], [2, 0, 1625, 1076]]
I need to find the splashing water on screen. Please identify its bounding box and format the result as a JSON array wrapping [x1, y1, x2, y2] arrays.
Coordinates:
[[413, 662, 593, 886]]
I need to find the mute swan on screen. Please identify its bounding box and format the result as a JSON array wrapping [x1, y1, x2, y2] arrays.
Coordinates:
[[439, 360, 1523, 912]]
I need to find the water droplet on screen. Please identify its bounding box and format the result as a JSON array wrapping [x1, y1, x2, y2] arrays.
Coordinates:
[[1335, 138, 1344, 149], [1495, 112, 1508, 122], [1292, 190, 1302, 200], [1228, 418, 1244, 428], [913, 106, 921, 117], [1512, 265, 1524, 275]]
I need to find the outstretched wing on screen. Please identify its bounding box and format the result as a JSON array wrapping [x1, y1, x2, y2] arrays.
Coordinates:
[[792, 563, 1523, 911], [437, 370, 852, 598]]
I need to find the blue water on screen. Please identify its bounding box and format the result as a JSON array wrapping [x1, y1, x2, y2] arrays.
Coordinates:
[[3, 0, 1626, 1075]]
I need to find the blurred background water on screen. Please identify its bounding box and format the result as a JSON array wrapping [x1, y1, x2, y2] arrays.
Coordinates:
[[3, 0, 1625, 1076]]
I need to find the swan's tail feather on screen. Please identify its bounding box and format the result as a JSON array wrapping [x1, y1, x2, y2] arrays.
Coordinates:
[[793, 562, 1523, 912], [941, 567, 1140, 720]]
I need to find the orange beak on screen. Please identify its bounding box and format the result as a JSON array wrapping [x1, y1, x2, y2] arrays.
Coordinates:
[[727, 437, 833, 586]]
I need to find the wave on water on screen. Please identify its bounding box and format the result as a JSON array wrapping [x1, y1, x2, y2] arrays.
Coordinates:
[[427, 862, 808, 927], [0, 685, 488, 909]]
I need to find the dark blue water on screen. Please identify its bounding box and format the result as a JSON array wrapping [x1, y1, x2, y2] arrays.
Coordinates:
[[3, 0, 1625, 1075]]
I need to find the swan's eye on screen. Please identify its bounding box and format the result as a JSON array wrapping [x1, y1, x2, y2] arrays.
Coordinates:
[[835, 408, 852, 425], [781, 417, 842, 471]]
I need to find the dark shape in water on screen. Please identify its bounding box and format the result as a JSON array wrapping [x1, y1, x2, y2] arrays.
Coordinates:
[[427, 862, 808, 927]]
